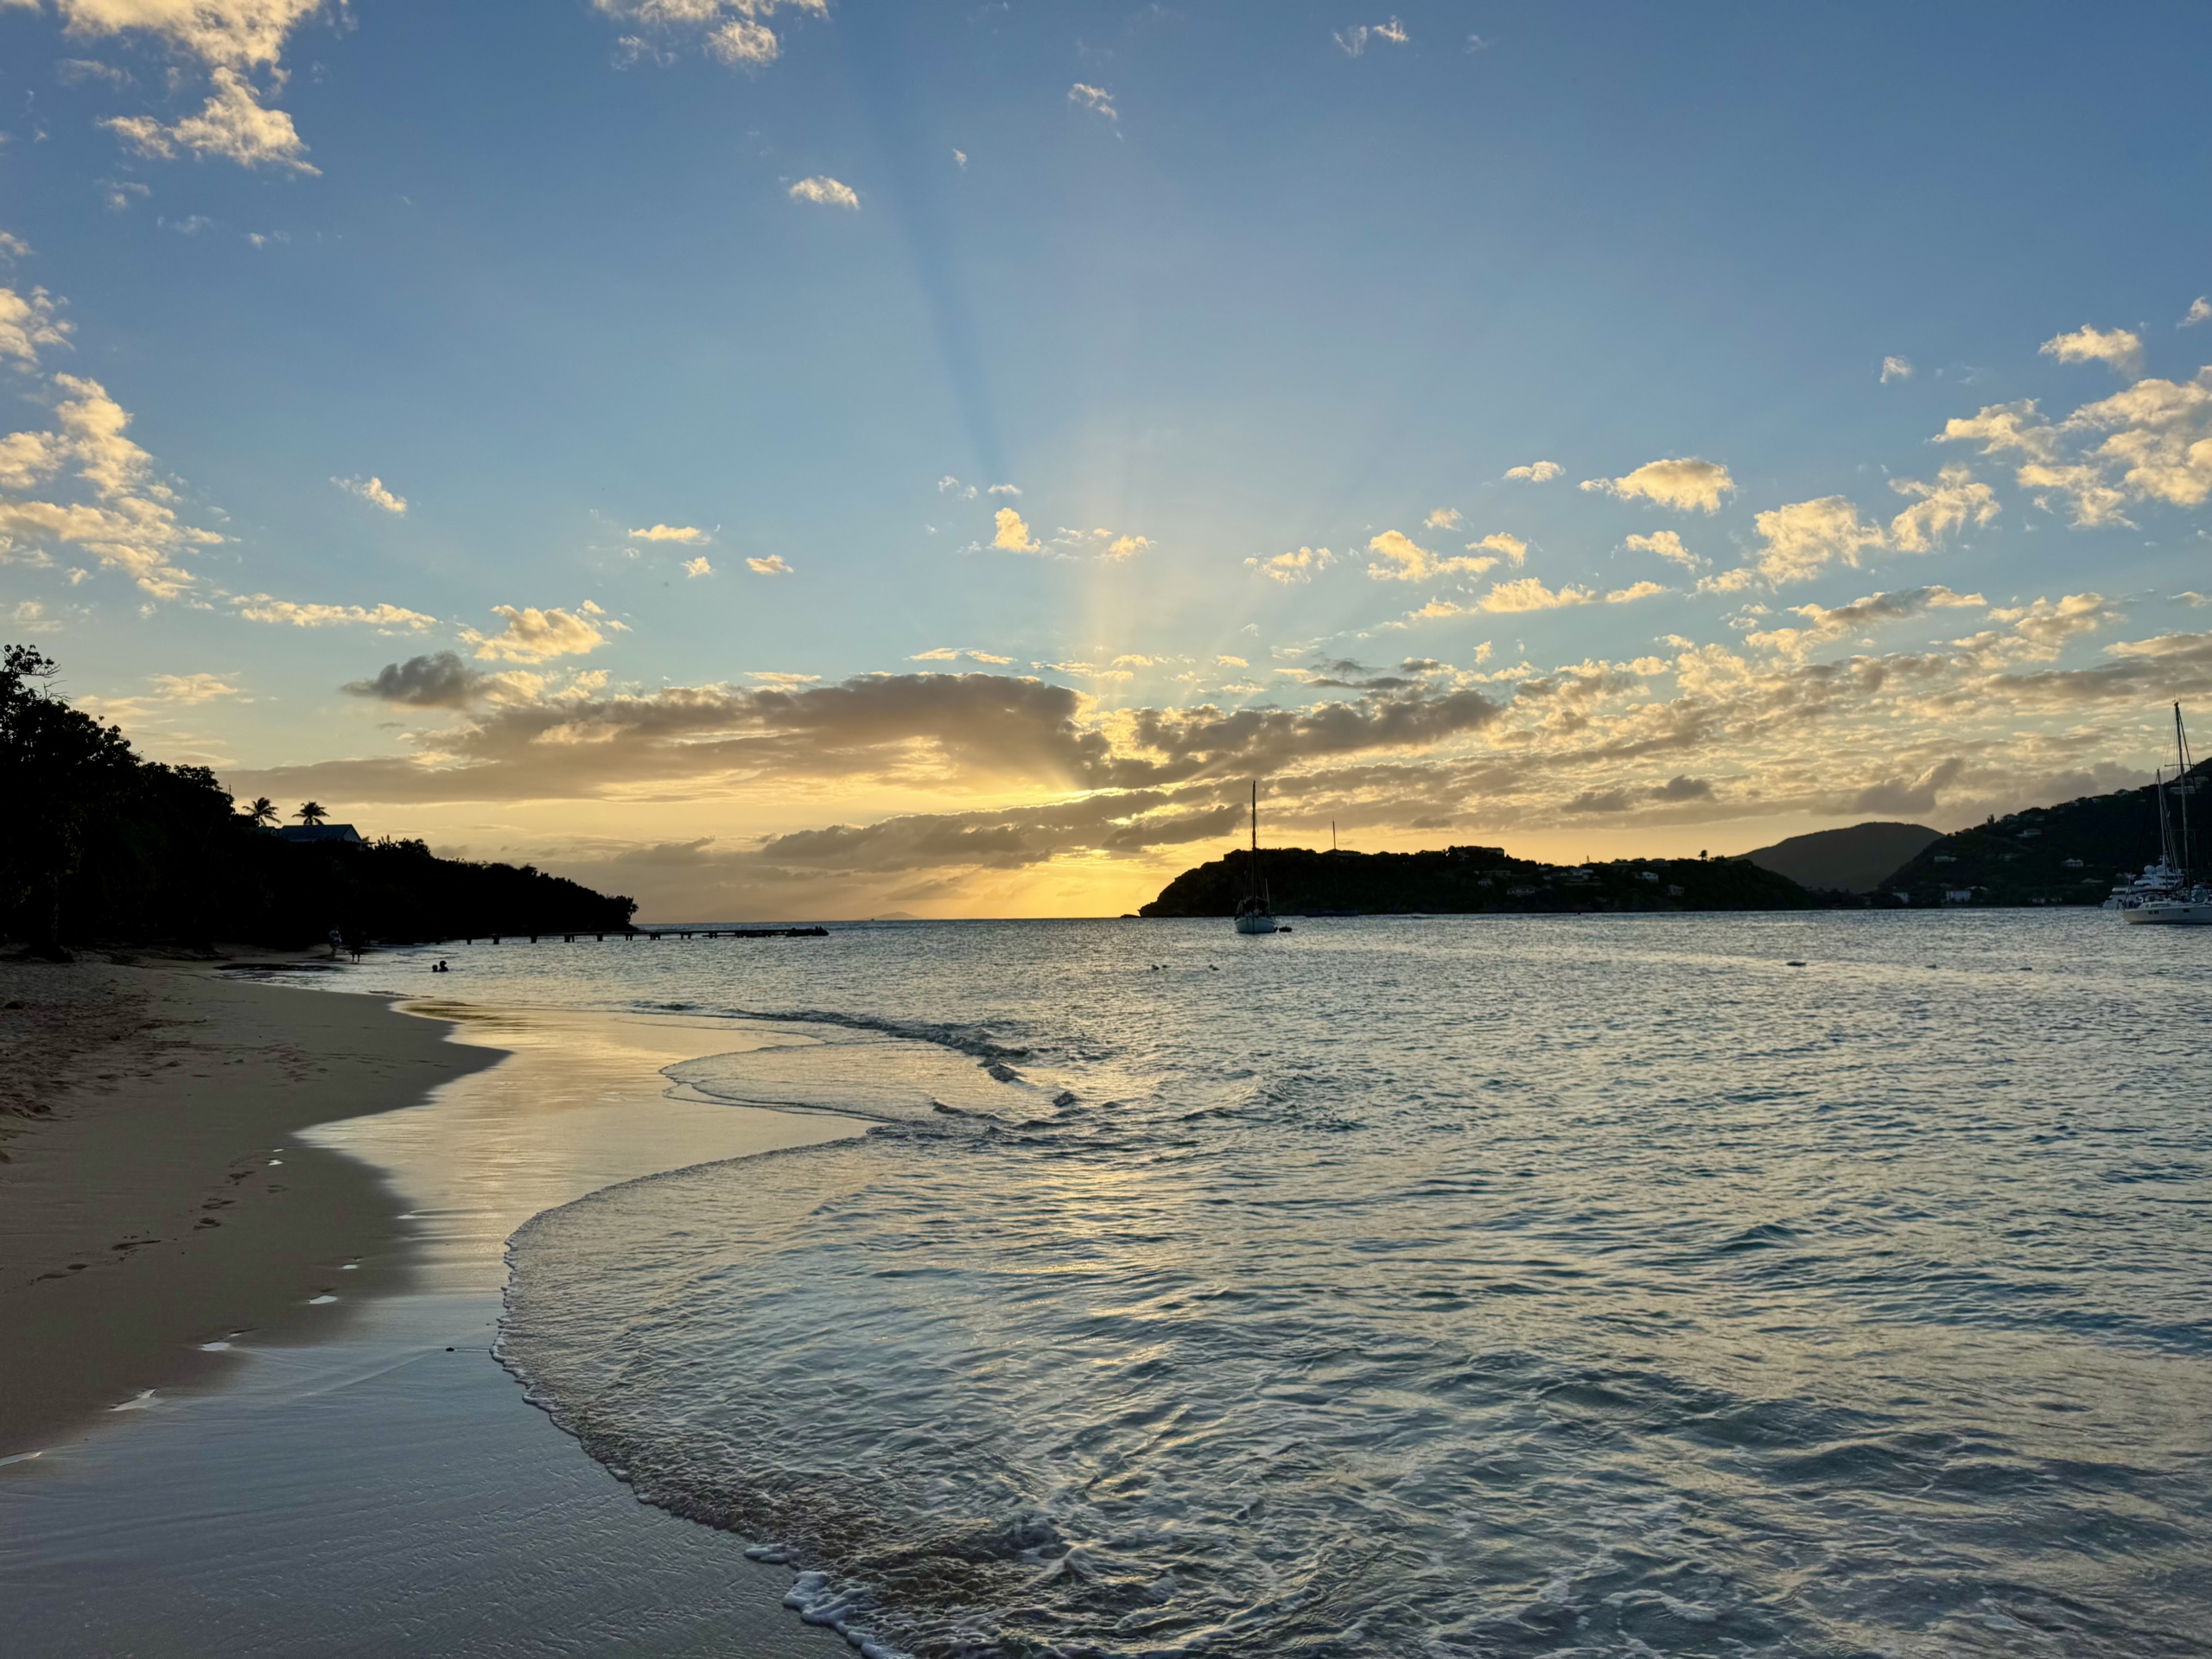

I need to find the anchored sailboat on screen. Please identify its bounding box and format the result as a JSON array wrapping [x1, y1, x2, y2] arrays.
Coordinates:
[[2117, 702, 2212, 925], [1234, 780, 1281, 935]]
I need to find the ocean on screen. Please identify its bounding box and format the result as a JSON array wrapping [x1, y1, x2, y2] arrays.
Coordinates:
[[306, 912, 2211, 1658]]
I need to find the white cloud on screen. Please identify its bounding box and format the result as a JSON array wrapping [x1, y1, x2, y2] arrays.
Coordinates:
[[628, 522, 708, 543], [1580, 456, 1735, 512], [993, 506, 1040, 553], [788, 175, 858, 209], [1503, 461, 1561, 482], [1248, 545, 1332, 584], [1887, 464, 1997, 552], [45, 0, 321, 69], [748, 554, 791, 575], [1623, 530, 1701, 570], [462, 606, 608, 664], [0, 231, 29, 260], [2039, 324, 2143, 378], [0, 373, 220, 597], [2066, 370, 2212, 511], [1424, 506, 1461, 530], [1936, 399, 2059, 462], [1103, 534, 1150, 561], [1217, 654, 1248, 667], [1478, 576, 1594, 613], [1752, 496, 1886, 583], [937, 474, 977, 499], [683, 555, 712, 577], [592, 0, 825, 68], [2184, 297, 2211, 329], [952, 149, 967, 169], [1366, 529, 1502, 582], [1881, 355, 1913, 384], [232, 594, 436, 630], [911, 646, 1013, 665], [1954, 593, 2120, 666], [1605, 581, 1667, 604], [1469, 531, 1527, 565], [335, 474, 407, 514], [1068, 83, 1117, 123], [104, 67, 317, 172], [148, 671, 241, 703], [987, 482, 1020, 495], [0, 285, 71, 366], [1335, 17, 1408, 55]]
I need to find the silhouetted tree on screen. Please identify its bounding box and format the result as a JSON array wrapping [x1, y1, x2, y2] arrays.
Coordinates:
[[297, 801, 327, 826], [245, 796, 277, 827]]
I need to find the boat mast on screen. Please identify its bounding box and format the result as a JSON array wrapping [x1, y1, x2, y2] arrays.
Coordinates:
[[1250, 780, 1261, 906], [2177, 702, 2194, 880]]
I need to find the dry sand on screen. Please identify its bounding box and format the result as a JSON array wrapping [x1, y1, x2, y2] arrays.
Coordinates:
[[0, 955, 498, 1456]]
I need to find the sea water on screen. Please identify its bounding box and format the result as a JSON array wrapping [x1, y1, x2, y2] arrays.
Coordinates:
[[316, 912, 2211, 1657]]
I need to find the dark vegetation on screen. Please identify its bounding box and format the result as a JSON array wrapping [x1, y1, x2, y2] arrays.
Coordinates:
[[1739, 822, 1943, 893], [1141, 844, 1818, 917], [1, 645, 635, 956], [1881, 762, 2212, 906]]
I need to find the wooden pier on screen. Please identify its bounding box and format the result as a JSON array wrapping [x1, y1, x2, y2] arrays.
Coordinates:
[[455, 926, 830, 944]]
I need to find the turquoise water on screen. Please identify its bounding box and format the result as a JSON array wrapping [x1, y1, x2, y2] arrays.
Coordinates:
[[322, 912, 2212, 1657]]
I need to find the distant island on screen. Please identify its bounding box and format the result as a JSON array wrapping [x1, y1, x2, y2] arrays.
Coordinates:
[[1142, 760, 2212, 918], [3, 645, 635, 956], [1141, 845, 1815, 917]]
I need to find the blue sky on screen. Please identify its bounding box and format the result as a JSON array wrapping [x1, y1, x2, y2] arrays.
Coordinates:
[[4, 1, 2210, 917]]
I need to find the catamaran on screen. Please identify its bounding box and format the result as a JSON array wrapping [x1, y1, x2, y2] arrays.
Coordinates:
[[1234, 780, 1281, 935], [2116, 702, 2212, 925]]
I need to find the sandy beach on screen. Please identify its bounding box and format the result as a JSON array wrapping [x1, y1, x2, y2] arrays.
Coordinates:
[[0, 955, 861, 1656]]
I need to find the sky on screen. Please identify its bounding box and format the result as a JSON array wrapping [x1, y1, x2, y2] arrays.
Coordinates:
[[3, 0, 2211, 919]]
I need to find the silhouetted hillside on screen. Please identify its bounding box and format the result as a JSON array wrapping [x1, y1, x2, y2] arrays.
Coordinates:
[[1882, 761, 2212, 906], [1740, 822, 1941, 893], [3, 645, 634, 953], [1141, 844, 1815, 917]]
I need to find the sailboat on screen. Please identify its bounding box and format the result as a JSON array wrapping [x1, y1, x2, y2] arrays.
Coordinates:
[[1234, 780, 1281, 935], [2119, 702, 2212, 925]]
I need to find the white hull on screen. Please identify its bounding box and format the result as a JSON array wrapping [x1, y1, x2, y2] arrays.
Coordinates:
[[2122, 899, 2212, 925], [1235, 912, 1278, 935]]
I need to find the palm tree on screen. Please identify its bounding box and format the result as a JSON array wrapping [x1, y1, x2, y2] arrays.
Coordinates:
[[297, 801, 328, 826], [246, 796, 277, 827]]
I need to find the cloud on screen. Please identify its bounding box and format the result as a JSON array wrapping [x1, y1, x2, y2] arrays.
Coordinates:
[[1567, 774, 1713, 813], [992, 506, 1040, 553], [1103, 534, 1150, 561], [1424, 507, 1462, 530], [683, 556, 712, 577], [1068, 83, 1117, 123], [0, 286, 72, 366], [938, 475, 976, 497], [1953, 593, 2121, 667], [1850, 757, 1967, 817], [2039, 324, 2144, 378], [952, 149, 966, 169], [104, 67, 317, 172], [987, 482, 1020, 495], [1504, 461, 1561, 482], [1881, 355, 1913, 384], [594, 0, 826, 68], [1937, 399, 2060, 461], [0, 373, 221, 596], [1752, 495, 1886, 583], [1623, 530, 1700, 570], [1470, 531, 1526, 565], [1745, 584, 1986, 658], [629, 523, 708, 543], [335, 474, 407, 514], [43, 0, 320, 67], [344, 652, 487, 709], [461, 606, 609, 664], [1580, 456, 1735, 512], [747, 554, 791, 575], [1249, 545, 1333, 584], [1335, 17, 1408, 56], [1366, 529, 1501, 582], [2065, 369, 2212, 511], [912, 647, 1014, 665], [1605, 581, 1668, 604], [1887, 464, 1999, 552], [1478, 576, 1594, 613], [2184, 298, 2211, 329], [788, 175, 858, 208], [0, 231, 29, 260], [147, 671, 240, 703], [232, 594, 437, 629]]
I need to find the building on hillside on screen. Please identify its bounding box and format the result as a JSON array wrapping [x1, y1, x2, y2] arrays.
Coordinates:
[[271, 823, 365, 846]]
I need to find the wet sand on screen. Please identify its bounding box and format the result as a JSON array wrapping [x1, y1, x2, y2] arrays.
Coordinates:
[[0, 957, 499, 1455], [1, 965, 862, 1656]]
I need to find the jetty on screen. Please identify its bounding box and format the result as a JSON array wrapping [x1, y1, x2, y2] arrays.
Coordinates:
[[451, 926, 831, 944]]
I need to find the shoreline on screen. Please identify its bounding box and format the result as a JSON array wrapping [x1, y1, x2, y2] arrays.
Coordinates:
[[3, 957, 861, 1656], [0, 955, 500, 1458]]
